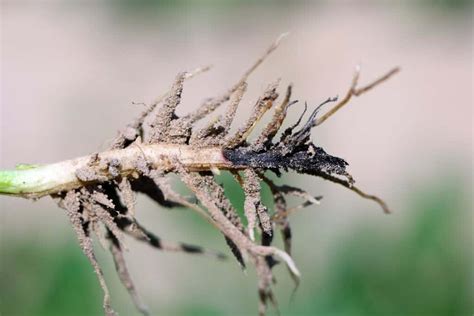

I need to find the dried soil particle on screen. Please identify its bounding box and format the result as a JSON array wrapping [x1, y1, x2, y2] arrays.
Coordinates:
[[147, 72, 186, 143], [60, 191, 117, 316], [243, 169, 272, 239], [224, 80, 280, 149], [76, 166, 107, 182], [190, 81, 247, 146]]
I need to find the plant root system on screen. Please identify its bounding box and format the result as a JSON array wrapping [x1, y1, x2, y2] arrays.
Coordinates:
[[1, 34, 399, 315]]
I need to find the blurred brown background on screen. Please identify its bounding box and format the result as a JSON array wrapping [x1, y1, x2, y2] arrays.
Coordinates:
[[1, 1, 472, 315]]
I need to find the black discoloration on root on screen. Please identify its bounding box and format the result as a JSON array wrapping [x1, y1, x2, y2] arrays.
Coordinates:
[[223, 97, 353, 184]]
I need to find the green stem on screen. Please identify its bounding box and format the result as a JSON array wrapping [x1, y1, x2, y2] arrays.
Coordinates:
[[0, 164, 76, 197], [0, 144, 232, 198]]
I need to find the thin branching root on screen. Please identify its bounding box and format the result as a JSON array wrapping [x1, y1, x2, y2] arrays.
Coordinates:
[[0, 35, 399, 315]]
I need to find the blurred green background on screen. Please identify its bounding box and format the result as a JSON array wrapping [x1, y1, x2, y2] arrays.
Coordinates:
[[1, 1, 472, 315]]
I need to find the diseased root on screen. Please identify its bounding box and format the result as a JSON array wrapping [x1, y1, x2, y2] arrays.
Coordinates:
[[30, 34, 397, 315]]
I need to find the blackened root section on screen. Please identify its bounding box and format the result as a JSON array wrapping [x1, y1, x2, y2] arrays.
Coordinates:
[[223, 98, 389, 213], [224, 144, 350, 181]]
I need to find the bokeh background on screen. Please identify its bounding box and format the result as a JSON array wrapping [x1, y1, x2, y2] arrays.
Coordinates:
[[1, 1, 472, 315]]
